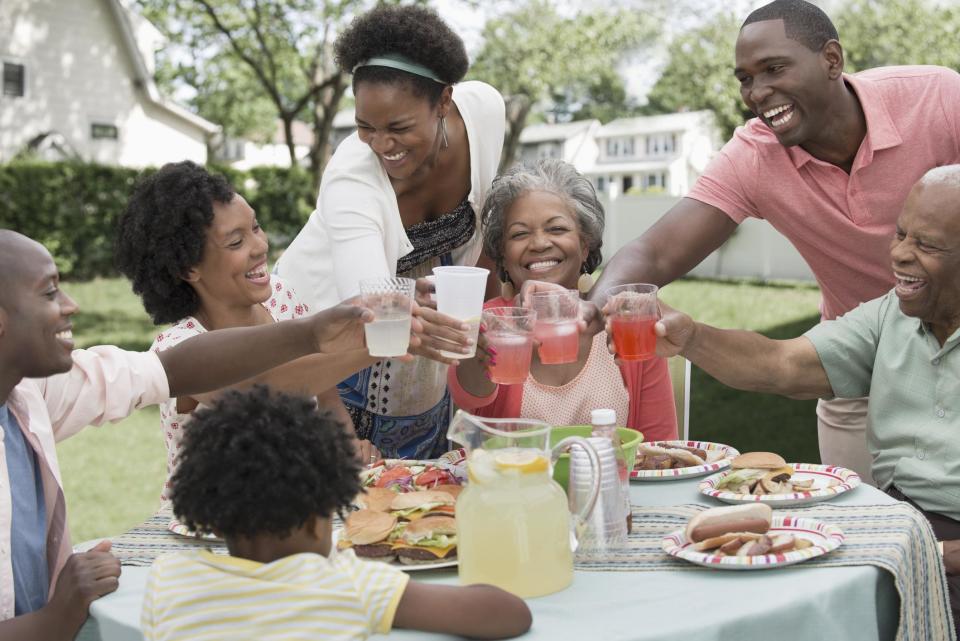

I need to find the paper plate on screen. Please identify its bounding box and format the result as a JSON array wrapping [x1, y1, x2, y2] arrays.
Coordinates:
[[630, 440, 740, 481], [167, 518, 221, 541], [662, 515, 844, 570], [698, 463, 861, 507]]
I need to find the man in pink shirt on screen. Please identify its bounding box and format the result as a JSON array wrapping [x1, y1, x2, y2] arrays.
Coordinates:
[[0, 230, 376, 640], [594, 0, 960, 481]]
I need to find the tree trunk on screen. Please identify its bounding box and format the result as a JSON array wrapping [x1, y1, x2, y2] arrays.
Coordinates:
[[280, 115, 297, 167], [309, 72, 347, 196], [499, 94, 533, 173]]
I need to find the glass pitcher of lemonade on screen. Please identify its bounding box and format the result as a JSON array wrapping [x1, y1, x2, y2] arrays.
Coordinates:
[[448, 411, 601, 598]]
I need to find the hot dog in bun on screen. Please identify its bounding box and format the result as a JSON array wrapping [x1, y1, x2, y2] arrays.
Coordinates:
[[685, 503, 772, 549]]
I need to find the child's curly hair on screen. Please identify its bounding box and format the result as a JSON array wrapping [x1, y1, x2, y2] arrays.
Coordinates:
[[170, 386, 362, 539]]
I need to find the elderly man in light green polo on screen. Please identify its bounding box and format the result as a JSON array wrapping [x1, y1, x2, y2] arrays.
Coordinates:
[[652, 164, 960, 631]]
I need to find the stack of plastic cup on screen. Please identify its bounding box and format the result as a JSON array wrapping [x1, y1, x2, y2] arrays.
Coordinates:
[[432, 266, 489, 359], [568, 437, 629, 556]]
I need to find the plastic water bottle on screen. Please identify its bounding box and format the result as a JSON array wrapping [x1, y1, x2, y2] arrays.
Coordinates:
[[591, 409, 632, 534]]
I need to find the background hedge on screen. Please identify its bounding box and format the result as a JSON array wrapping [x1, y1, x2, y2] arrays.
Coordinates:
[[0, 161, 315, 280]]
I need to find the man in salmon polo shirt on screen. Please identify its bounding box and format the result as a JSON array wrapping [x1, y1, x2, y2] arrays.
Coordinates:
[[593, 0, 960, 482]]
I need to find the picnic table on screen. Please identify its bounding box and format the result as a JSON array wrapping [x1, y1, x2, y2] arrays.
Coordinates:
[[78, 474, 953, 641]]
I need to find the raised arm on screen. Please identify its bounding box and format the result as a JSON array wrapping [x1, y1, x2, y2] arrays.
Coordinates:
[[655, 303, 833, 400], [393, 582, 532, 640], [160, 302, 373, 398], [590, 198, 738, 305]]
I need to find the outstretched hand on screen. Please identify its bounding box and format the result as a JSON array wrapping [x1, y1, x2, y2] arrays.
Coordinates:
[[310, 299, 375, 354], [654, 302, 698, 358], [47, 540, 121, 629], [408, 302, 472, 365]]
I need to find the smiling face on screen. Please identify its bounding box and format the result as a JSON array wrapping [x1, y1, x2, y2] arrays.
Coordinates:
[[890, 180, 960, 339], [0, 237, 79, 379], [734, 19, 840, 148], [184, 195, 271, 312], [501, 190, 589, 292], [354, 81, 451, 182]]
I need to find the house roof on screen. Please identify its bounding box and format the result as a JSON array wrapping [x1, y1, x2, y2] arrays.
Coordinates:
[[519, 119, 599, 144], [595, 110, 714, 138], [108, 0, 220, 136]]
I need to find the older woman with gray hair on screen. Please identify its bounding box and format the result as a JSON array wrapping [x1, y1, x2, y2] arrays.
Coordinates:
[[448, 159, 678, 438]]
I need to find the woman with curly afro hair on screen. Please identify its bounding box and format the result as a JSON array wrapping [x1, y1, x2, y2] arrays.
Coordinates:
[[142, 386, 531, 641], [116, 161, 383, 504], [276, 4, 506, 459]]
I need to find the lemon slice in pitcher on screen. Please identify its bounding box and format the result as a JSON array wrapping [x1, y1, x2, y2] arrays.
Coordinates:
[[494, 450, 549, 474]]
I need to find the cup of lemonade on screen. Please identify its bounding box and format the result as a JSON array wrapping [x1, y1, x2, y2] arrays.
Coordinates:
[[359, 277, 416, 357], [605, 283, 659, 361], [481, 307, 537, 385], [530, 289, 580, 364]]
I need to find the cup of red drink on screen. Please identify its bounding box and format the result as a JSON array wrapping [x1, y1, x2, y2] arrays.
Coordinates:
[[605, 283, 659, 361], [529, 289, 581, 364], [480, 307, 537, 384]]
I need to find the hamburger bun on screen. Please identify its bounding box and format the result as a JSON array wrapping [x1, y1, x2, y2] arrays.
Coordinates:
[[433, 484, 462, 500], [401, 516, 457, 541], [731, 452, 787, 470], [684, 503, 772, 544], [357, 487, 397, 513], [344, 510, 398, 545], [390, 490, 455, 511]]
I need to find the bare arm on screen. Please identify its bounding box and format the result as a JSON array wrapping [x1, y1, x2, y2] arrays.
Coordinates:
[[590, 198, 738, 305], [655, 303, 833, 400], [393, 582, 532, 640], [158, 303, 372, 398]]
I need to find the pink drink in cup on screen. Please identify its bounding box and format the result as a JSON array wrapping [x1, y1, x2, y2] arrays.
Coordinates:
[[530, 289, 581, 365], [605, 283, 659, 361], [481, 307, 536, 384]]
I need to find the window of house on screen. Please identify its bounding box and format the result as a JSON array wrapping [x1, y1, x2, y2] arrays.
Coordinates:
[[538, 143, 560, 159], [606, 138, 620, 157], [3, 62, 25, 97], [91, 123, 119, 140], [597, 176, 606, 191], [623, 175, 633, 192]]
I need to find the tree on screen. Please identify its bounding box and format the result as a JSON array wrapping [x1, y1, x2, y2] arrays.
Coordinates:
[[470, 0, 657, 171], [644, 12, 751, 141], [835, 0, 960, 72], [138, 0, 354, 192]]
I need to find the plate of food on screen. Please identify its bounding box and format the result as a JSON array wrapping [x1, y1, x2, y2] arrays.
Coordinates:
[[360, 458, 466, 491], [167, 518, 221, 541], [336, 509, 458, 572], [662, 504, 844, 570], [630, 440, 740, 481], [698, 452, 861, 507]]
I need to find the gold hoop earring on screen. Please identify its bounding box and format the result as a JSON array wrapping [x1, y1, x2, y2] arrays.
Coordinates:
[[577, 268, 594, 294], [439, 116, 449, 149]]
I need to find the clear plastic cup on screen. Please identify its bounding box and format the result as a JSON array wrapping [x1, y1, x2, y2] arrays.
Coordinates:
[[433, 266, 489, 359], [605, 283, 659, 362], [530, 289, 581, 364], [359, 277, 416, 358], [481, 307, 537, 385]]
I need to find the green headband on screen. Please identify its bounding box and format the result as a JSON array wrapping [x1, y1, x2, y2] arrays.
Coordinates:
[[352, 53, 445, 84]]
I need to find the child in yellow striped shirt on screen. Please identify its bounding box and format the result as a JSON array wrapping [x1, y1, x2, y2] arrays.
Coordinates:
[[141, 386, 531, 641]]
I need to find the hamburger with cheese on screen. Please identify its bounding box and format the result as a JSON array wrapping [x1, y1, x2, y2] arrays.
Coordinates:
[[393, 515, 458, 565], [390, 490, 456, 521], [338, 509, 404, 561]]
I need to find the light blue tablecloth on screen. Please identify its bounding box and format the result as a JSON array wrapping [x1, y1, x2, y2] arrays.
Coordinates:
[[79, 479, 901, 641]]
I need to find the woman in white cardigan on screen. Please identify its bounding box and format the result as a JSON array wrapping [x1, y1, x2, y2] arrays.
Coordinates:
[[276, 4, 505, 458]]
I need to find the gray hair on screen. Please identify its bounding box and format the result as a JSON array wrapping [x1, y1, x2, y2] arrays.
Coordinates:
[[480, 159, 604, 283]]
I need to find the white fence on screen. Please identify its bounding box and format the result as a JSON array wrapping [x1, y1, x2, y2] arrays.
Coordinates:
[[600, 195, 816, 282]]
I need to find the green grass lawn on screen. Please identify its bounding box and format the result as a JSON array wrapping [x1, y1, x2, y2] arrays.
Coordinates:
[[56, 276, 822, 542]]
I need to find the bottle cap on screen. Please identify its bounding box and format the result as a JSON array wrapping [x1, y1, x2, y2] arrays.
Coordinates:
[[591, 409, 616, 425]]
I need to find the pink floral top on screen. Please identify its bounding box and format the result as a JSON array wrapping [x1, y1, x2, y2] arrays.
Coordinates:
[[150, 276, 308, 502]]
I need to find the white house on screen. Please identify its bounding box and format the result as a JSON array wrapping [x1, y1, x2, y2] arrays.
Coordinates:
[[0, 0, 219, 166], [587, 110, 721, 198], [516, 119, 600, 171], [217, 109, 356, 169]]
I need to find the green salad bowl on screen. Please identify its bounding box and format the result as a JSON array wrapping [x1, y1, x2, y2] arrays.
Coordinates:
[[550, 425, 643, 491]]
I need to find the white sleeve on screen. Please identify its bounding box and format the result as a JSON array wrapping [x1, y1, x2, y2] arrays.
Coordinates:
[[321, 172, 393, 301]]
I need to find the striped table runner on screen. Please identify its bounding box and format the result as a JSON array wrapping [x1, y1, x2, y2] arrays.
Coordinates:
[[573, 502, 953, 641]]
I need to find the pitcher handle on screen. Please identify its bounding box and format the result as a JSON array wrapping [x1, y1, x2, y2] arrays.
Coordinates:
[[551, 436, 601, 540]]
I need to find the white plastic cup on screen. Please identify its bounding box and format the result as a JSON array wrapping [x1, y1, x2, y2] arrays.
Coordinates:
[[359, 277, 416, 357], [432, 266, 489, 359]]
